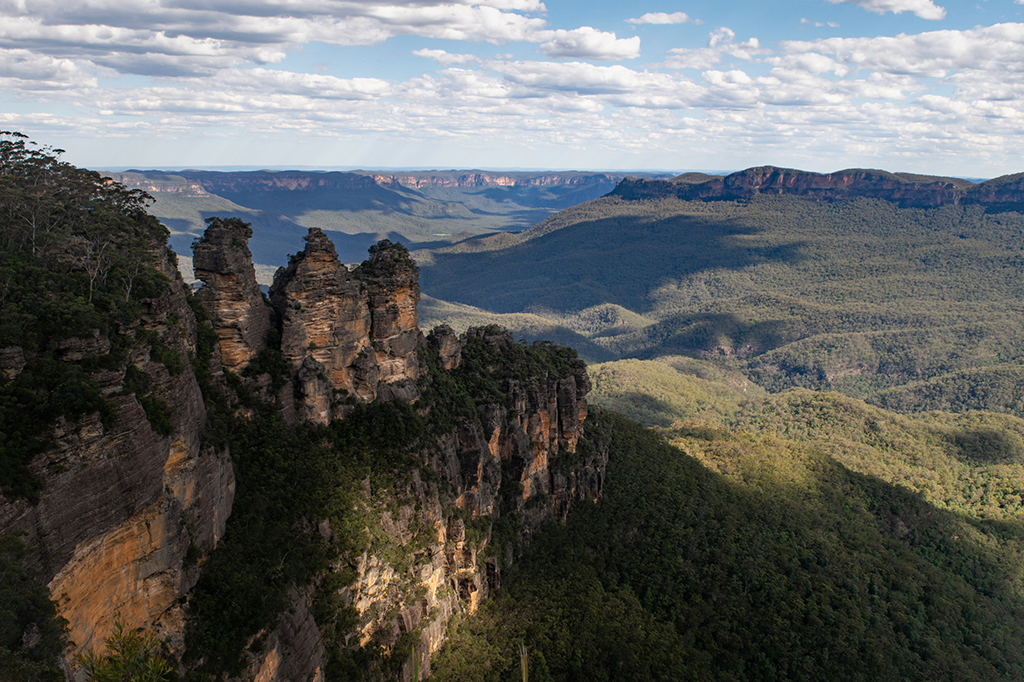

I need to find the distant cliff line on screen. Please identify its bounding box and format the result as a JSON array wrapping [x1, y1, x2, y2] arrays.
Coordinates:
[[611, 166, 1024, 208], [104, 169, 654, 195]]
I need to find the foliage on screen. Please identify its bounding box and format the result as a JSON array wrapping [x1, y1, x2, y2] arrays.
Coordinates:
[[432, 407, 1024, 681], [182, 396, 431, 678], [419, 193, 1024, 418], [0, 132, 172, 500], [77, 619, 173, 682], [0, 534, 68, 682]]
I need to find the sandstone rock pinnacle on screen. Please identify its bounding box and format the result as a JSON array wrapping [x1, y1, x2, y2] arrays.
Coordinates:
[[192, 217, 272, 372]]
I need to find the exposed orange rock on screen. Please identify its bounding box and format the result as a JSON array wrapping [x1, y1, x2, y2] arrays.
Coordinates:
[[0, 253, 235, 667]]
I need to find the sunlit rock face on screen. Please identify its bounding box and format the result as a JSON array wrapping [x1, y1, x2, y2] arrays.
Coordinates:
[[447, 328, 598, 523], [0, 255, 235, 667], [192, 217, 272, 373], [269, 229, 420, 424]]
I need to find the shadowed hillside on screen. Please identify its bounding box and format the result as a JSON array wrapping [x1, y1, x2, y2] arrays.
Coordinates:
[[416, 175, 1024, 419]]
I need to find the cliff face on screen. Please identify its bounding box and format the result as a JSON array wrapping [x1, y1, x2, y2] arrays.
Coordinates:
[[192, 218, 272, 373], [233, 325, 604, 682], [0, 253, 235, 666], [182, 218, 604, 680], [444, 328, 596, 520], [610, 166, 1024, 208], [2, 212, 602, 680], [266, 229, 420, 423]]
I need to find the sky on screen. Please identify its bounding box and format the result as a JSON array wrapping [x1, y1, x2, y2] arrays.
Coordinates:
[[2, 0, 1024, 177]]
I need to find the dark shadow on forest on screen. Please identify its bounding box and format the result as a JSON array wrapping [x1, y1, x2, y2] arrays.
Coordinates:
[[420, 211, 807, 315]]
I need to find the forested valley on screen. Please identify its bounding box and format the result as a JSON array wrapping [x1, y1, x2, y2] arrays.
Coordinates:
[[5, 132, 1024, 681]]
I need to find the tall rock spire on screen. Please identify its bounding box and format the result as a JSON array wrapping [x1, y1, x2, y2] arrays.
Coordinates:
[[192, 218, 272, 373]]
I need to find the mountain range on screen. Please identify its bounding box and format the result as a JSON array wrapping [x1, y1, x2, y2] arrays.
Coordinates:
[[7, 131, 1024, 681]]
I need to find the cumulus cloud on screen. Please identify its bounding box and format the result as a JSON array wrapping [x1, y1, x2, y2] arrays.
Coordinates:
[[664, 27, 766, 70], [6, 1, 1024, 176], [538, 27, 640, 60], [0, 49, 96, 89], [782, 23, 1024, 78], [627, 12, 694, 25], [412, 49, 481, 66], [827, 0, 946, 20]]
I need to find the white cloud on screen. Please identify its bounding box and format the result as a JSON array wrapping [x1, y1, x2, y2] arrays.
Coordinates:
[[827, 0, 946, 20], [627, 12, 692, 25], [412, 48, 481, 66], [5, 1, 1024, 176], [664, 27, 766, 70], [782, 23, 1024, 78], [0, 49, 96, 89], [708, 27, 735, 47], [538, 27, 640, 60]]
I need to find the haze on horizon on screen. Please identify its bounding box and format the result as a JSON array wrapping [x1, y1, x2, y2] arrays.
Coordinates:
[[2, 0, 1024, 177]]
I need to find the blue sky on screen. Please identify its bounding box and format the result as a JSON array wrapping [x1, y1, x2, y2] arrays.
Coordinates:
[[2, 0, 1024, 176]]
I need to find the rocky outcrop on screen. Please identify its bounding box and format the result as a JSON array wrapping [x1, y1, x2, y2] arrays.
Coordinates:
[[268, 229, 420, 423], [0, 252, 235, 668], [237, 324, 604, 682], [361, 242, 421, 397], [193, 218, 272, 373], [447, 328, 597, 522], [427, 325, 461, 371], [610, 166, 1024, 208]]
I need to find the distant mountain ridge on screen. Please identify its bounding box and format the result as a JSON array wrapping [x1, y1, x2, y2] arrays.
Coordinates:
[[612, 166, 1024, 208], [109, 168, 650, 195], [106, 168, 667, 271]]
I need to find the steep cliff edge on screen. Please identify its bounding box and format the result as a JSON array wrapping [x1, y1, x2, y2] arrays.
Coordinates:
[[0, 149, 236, 675], [183, 225, 605, 681], [2, 132, 607, 681]]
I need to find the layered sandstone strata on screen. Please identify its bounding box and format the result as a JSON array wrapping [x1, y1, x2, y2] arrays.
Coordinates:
[[0, 253, 235, 664], [268, 229, 420, 423], [192, 217, 272, 372]]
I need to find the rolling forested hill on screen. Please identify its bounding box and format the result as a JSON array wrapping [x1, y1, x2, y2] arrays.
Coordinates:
[[416, 176, 1024, 421]]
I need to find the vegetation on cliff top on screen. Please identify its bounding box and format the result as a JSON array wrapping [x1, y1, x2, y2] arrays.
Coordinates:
[[0, 131, 175, 500]]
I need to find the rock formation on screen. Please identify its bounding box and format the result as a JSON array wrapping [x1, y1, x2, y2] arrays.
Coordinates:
[[0, 251, 235, 665], [2, 214, 603, 681], [192, 217, 272, 373], [268, 229, 420, 423]]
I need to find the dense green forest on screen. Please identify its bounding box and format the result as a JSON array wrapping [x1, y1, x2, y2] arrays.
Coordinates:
[[432, 404, 1024, 681]]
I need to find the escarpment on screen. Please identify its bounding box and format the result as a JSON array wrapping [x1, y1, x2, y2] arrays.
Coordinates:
[[181, 224, 606, 681], [0, 247, 235, 666], [2, 194, 604, 681]]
